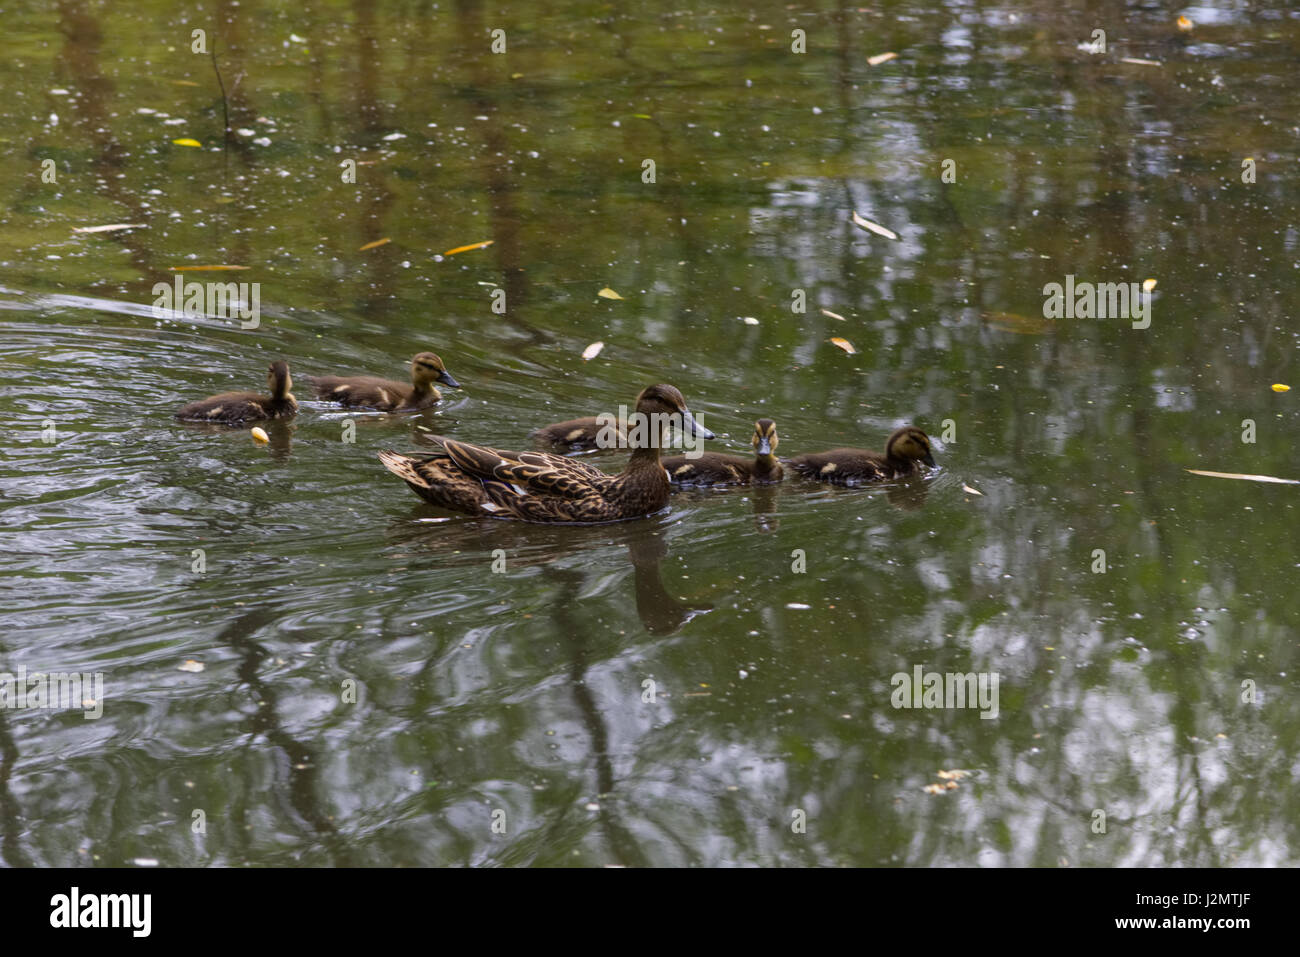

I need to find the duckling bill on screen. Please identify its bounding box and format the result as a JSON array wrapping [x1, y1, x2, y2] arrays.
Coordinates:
[[662, 419, 783, 486], [787, 426, 936, 485], [175, 360, 297, 424], [309, 352, 459, 412], [378, 384, 714, 523]]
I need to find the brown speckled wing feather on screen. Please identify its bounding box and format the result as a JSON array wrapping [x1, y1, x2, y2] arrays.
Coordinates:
[[440, 439, 611, 498]]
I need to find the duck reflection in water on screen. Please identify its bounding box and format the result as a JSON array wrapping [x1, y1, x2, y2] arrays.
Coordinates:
[[175, 417, 296, 461], [383, 517, 711, 636]]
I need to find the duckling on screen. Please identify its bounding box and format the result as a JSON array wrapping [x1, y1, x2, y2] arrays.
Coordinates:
[[309, 352, 459, 412], [533, 414, 627, 449], [786, 425, 936, 485], [378, 384, 715, 523], [661, 418, 784, 486], [175, 360, 297, 424]]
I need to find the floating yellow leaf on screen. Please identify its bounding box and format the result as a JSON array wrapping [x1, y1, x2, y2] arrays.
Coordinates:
[[937, 769, 969, 780], [1271, 383, 1290, 393], [867, 52, 898, 66], [170, 80, 201, 87], [358, 238, 391, 251], [172, 138, 203, 147], [443, 240, 493, 256], [597, 287, 624, 300], [850, 210, 899, 240], [962, 484, 983, 496], [581, 341, 605, 361], [169, 265, 249, 271], [829, 337, 857, 354], [250, 427, 270, 444], [1186, 469, 1300, 485], [178, 659, 205, 673], [923, 784, 947, 795], [1142, 278, 1157, 292], [820, 308, 846, 321], [633, 113, 653, 119], [72, 223, 147, 234], [1177, 15, 1194, 31], [1120, 57, 1162, 66]]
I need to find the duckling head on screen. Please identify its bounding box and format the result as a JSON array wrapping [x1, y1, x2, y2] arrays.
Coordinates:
[[267, 360, 293, 400], [412, 352, 460, 389], [634, 384, 715, 442], [752, 418, 779, 456], [886, 426, 936, 468]]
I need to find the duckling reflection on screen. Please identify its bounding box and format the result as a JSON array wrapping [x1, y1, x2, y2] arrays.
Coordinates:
[[884, 475, 931, 512], [748, 483, 781, 532], [175, 416, 296, 460]]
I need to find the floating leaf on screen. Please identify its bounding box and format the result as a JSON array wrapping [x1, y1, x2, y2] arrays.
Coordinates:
[[72, 223, 147, 234], [1119, 57, 1162, 66], [169, 265, 249, 271], [962, 484, 983, 496], [1186, 469, 1300, 485], [1177, 15, 1194, 31], [178, 659, 205, 673], [923, 784, 947, 795], [937, 769, 969, 781], [443, 239, 493, 256], [740, 316, 759, 325], [250, 427, 270, 444], [820, 308, 847, 321], [169, 80, 201, 87], [829, 337, 857, 354], [850, 210, 899, 240], [581, 341, 604, 361], [597, 287, 624, 300], [867, 52, 898, 66], [172, 138, 203, 147], [358, 238, 391, 251], [1271, 383, 1290, 393], [1142, 277, 1157, 292]]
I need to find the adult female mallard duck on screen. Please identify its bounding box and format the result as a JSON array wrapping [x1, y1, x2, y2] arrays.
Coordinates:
[[661, 419, 783, 486], [378, 384, 714, 523], [786, 426, 936, 485], [308, 352, 459, 411], [175, 360, 297, 424], [532, 413, 627, 449]]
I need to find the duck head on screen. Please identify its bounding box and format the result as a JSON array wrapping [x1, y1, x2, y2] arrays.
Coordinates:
[[412, 352, 460, 390], [885, 426, 936, 468], [752, 418, 779, 457], [630, 384, 715, 449], [268, 360, 293, 400]]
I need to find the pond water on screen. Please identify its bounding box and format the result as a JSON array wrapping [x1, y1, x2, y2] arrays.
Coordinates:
[[2, 1, 1298, 866]]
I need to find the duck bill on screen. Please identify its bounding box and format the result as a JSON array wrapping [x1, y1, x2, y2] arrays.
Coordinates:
[[437, 370, 461, 389], [756, 436, 773, 455], [680, 409, 714, 440], [922, 452, 936, 468]]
